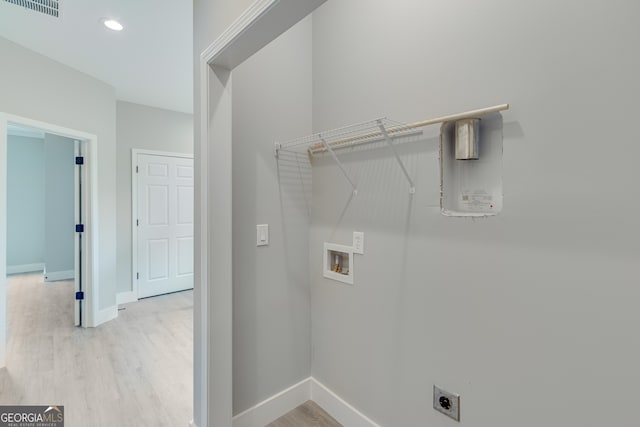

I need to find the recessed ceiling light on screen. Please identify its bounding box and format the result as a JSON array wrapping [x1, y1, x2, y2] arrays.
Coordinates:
[[102, 18, 124, 31]]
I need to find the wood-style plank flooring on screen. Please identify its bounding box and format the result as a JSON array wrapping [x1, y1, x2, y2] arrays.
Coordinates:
[[0, 273, 193, 427], [267, 401, 342, 427]]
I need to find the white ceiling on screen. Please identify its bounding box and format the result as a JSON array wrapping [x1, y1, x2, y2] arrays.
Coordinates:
[[0, 0, 193, 113]]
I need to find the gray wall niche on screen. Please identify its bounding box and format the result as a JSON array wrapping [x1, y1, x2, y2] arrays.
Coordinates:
[[231, 16, 313, 414], [195, 1, 640, 426]]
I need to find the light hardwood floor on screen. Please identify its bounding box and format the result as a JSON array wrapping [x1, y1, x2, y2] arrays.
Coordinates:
[[0, 273, 193, 427], [267, 401, 342, 427]]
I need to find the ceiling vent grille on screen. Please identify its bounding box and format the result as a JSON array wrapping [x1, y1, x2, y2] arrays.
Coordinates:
[[3, 0, 59, 18]]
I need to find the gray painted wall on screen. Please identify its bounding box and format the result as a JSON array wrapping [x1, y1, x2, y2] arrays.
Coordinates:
[[310, 1, 640, 427], [115, 101, 193, 295], [194, 0, 313, 419], [6, 135, 45, 269], [43, 133, 75, 276], [231, 16, 312, 414], [197, 1, 640, 425], [0, 36, 117, 310]]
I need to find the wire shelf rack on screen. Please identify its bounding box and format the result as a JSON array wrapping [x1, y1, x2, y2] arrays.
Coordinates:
[[275, 117, 422, 156], [275, 117, 422, 194], [273, 104, 510, 196]]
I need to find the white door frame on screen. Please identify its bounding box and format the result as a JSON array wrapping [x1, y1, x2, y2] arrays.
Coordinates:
[[130, 149, 193, 302], [0, 112, 100, 367], [73, 139, 82, 326], [195, 1, 326, 425]]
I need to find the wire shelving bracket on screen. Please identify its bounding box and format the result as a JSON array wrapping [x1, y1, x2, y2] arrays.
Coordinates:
[[320, 136, 358, 196], [376, 119, 415, 194]]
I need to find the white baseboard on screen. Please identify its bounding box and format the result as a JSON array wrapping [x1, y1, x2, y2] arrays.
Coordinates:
[[44, 269, 74, 282], [94, 305, 118, 326], [116, 291, 138, 305], [189, 421, 197, 427], [232, 378, 311, 427], [230, 377, 379, 427], [7, 263, 45, 275], [311, 377, 381, 427]]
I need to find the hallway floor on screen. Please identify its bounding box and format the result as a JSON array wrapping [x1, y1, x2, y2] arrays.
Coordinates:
[[0, 273, 193, 427], [267, 400, 341, 427]]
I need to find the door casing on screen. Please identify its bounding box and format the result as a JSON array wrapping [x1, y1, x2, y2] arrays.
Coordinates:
[[0, 112, 100, 367]]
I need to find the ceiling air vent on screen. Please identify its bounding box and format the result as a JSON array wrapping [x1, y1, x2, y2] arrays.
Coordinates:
[[3, 0, 59, 18]]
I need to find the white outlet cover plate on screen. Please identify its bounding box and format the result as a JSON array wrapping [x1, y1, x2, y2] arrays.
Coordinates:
[[353, 231, 364, 254]]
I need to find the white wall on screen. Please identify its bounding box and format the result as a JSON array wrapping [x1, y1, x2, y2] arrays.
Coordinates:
[[43, 133, 75, 278], [310, 1, 640, 426], [116, 101, 193, 295], [6, 135, 45, 270], [0, 36, 117, 312]]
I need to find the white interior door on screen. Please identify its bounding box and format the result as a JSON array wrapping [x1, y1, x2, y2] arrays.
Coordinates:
[[137, 153, 194, 298]]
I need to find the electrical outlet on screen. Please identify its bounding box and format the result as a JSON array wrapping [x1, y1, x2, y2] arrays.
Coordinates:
[[353, 231, 364, 254], [433, 385, 460, 422]]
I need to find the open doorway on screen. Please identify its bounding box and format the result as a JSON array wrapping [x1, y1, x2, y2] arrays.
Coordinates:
[[6, 125, 81, 323], [0, 113, 99, 367]]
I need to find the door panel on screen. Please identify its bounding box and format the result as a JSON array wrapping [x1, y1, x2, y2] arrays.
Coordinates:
[[177, 186, 193, 224], [177, 237, 194, 276], [148, 239, 169, 280], [137, 153, 194, 298], [176, 165, 193, 178], [148, 185, 169, 225], [148, 162, 168, 177]]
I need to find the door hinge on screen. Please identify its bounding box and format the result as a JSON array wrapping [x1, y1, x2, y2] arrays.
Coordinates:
[[75, 291, 84, 300], [75, 156, 84, 165], [136, 219, 139, 226], [75, 224, 85, 233], [136, 165, 139, 173], [136, 272, 139, 280]]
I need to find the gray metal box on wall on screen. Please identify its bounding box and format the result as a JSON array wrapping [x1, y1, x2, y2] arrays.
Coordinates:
[[440, 113, 504, 216]]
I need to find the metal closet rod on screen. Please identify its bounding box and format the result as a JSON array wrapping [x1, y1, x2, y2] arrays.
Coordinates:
[[308, 103, 510, 154]]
